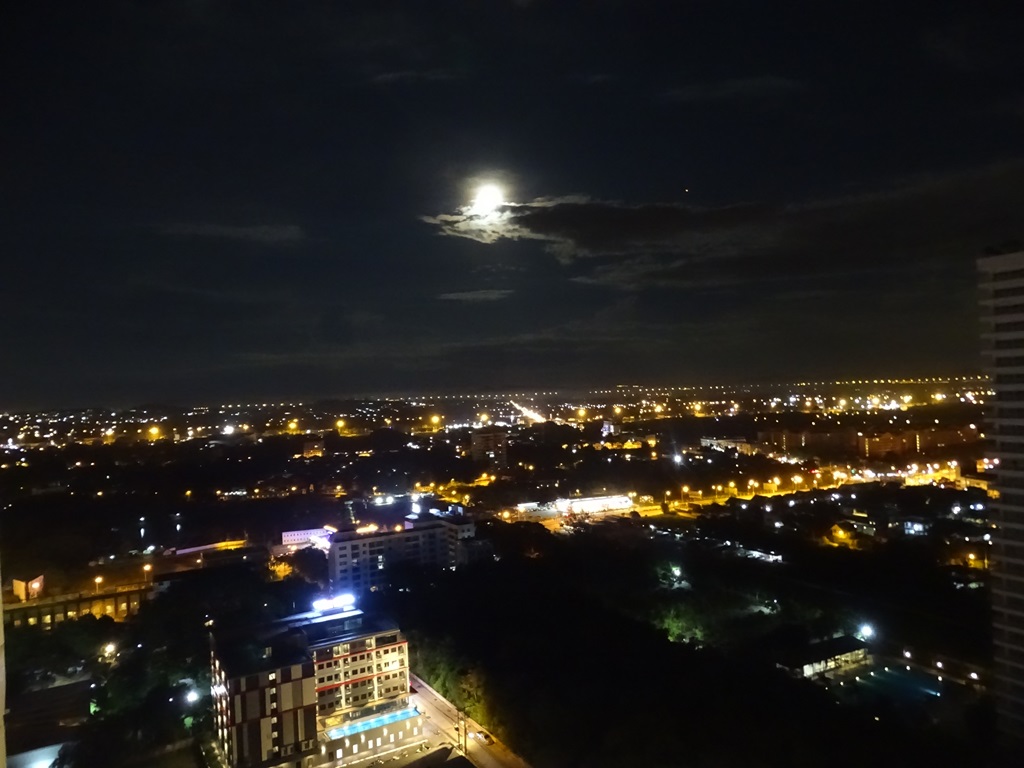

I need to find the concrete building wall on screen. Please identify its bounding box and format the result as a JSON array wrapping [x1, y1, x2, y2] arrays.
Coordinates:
[[1, 555, 7, 768], [980, 250, 1024, 739], [329, 525, 452, 594]]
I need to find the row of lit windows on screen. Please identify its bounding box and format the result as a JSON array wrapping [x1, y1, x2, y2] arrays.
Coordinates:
[[331, 727, 419, 760]]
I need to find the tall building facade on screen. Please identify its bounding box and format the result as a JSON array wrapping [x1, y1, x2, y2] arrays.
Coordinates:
[[1, 554, 7, 767], [980, 251, 1024, 738], [470, 427, 508, 468], [211, 601, 422, 767], [328, 517, 476, 595]]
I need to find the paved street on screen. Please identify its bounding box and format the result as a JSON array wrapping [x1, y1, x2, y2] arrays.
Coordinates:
[[410, 674, 531, 768]]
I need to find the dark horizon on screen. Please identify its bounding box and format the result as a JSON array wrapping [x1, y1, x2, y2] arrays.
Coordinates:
[[4, 370, 986, 415], [3, 2, 1020, 410]]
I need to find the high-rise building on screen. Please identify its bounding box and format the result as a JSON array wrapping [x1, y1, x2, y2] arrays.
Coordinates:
[[210, 598, 422, 767], [470, 427, 508, 468], [979, 250, 1024, 739], [1, 554, 7, 768], [328, 516, 477, 595]]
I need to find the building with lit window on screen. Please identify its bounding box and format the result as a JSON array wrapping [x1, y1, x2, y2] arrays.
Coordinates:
[[980, 250, 1024, 740], [470, 427, 508, 468], [210, 598, 422, 767], [328, 516, 477, 595]]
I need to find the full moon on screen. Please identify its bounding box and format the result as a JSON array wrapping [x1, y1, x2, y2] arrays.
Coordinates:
[[471, 183, 504, 214]]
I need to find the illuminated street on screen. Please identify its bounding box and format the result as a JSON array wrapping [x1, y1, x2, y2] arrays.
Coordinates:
[[410, 675, 531, 768]]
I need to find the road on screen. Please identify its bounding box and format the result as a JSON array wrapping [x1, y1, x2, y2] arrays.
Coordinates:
[[410, 674, 531, 768]]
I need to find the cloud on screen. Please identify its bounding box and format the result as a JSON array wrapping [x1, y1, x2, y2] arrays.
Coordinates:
[[422, 159, 1024, 294], [436, 289, 514, 302], [161, 224, 306, 243], [422, 197, 778, 261], [662, 75, 802, 103]]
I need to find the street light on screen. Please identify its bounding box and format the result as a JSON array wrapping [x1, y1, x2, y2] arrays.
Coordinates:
[[143, 563, 152, 582], [94, 575, 103, 593]]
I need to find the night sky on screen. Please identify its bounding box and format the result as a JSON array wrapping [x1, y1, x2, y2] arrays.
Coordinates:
[[4, 2, 1023, 409]]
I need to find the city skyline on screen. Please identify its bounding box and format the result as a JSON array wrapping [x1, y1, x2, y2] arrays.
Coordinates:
[[3, 3, 1022, 409]]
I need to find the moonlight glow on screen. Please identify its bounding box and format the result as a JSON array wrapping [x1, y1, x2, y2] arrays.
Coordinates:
[[470, 184, 504, 214]]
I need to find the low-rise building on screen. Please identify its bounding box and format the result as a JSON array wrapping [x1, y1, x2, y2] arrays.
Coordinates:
[[211, 598, 422, 767], [700, 437, 756, 455], [777, 635, 869, 679]]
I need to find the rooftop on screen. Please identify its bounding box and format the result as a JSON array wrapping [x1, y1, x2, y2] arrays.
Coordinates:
[[213, 606, 400, 678], [777, 635, 867, 669]]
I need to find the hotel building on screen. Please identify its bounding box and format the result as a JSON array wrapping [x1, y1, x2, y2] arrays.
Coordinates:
[[210, 599, 422, 767]]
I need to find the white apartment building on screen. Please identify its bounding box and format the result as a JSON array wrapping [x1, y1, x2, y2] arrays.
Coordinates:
[[328, 516, 476, 595], [980, 250, 1024, 739]]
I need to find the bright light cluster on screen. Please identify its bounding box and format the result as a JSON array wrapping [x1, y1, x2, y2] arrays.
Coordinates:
[[312, 593, 356, 613]]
